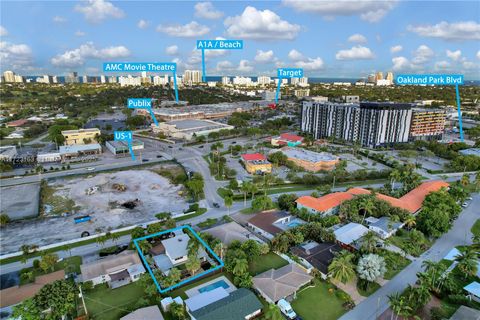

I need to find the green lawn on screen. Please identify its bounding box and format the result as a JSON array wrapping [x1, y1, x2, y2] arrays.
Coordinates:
[[471, 219, 480, 237], [84, 283, 146, 320], [378, 250, 411, 280], [249, 252, 288, 276], [389, 230, 432, 257], [291, 280, 347, 320]]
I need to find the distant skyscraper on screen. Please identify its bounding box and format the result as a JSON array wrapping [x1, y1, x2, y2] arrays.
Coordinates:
[[222, 76, 230, 85], [108, 76, 117, 83], [183, 70, 202, 84], [375, 72, 384, 81], [153, 75, 168, 85], [293, 77, 309, 87], [3, 71, 15, 83], [367, 74, 376, 83], [386, 72, 394, 82], [66, 72, 78, 83], [257, 76, 271, 85], [100, 75, 107, 83]]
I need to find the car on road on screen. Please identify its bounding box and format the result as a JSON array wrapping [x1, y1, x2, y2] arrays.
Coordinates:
[[467, 197, 473, 200], [13, 176, 22, 179], [199, 145, 204, 148], [86, 167, 95, 171], [462, 202, 468, 208], [156, 155, 162, 158], [142, 159, 149, 162], [168, 145, 173, 148], [213, 202, 220, 208]]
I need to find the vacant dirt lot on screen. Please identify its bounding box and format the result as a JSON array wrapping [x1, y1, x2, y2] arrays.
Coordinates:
[[0, 165, 189, 254]]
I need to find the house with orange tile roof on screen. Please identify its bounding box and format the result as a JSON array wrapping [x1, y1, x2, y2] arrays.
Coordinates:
[[271, 133, 304, 147], [296, 180, 449, 216], [241, 153, 272, 174]]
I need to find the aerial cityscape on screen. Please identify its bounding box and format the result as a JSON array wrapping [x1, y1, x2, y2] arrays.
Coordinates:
[[0, 0, 479, 320]]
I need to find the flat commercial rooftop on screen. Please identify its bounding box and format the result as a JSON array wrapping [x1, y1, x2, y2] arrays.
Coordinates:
[[152, 101, 270, 116], [280, 147, 338, 163], [59, 143, 102, 154]]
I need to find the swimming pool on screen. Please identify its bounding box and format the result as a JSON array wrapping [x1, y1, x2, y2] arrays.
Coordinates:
[[288, 221, 302, 228], [198, 280, 229, 293]]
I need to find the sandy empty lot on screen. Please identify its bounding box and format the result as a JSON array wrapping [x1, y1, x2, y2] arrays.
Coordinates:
[[0, 167, 189, 254]]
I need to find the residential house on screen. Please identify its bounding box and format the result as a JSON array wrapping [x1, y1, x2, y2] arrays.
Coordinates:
[[120, 306, 164, 320], [80, 250, 145, 289], [247, 210, 305, 240], [271, 133, 304, 147], [333, 223, 369, 250], [252, 263, 313, 304], [203, 222, 263, 245], [464, 282, 480, 303], [296, 192, 354, 216], [365, 216, 404, 239], [449, 305, 480, 320], [186, 288, 262, 320], [290, 241, 342, 279]]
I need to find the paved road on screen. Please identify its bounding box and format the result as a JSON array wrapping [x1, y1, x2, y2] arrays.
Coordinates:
[[339, 193, 480, 320]]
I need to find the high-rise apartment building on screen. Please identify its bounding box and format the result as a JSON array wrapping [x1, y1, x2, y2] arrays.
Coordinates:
[[222, 76, 230, 85], [3, 71, 15, 82], [301, 101, 413, 147], [183, 70, 202, 85], [153, 75, 169, 85], [386, 72, 394, 82], [409, 108, 446, 141], [291, 77, 309, 87], [375, 72, 384, 81], [257, 76, 271, 86], [66, 72, 79, 83], [233, 76, 253, 86]]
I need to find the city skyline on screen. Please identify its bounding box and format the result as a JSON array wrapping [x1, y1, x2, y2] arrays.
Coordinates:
[[1, 0, 480, 79]]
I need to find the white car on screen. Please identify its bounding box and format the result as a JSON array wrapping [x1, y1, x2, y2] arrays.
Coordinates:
[[462, 203, 468, 208], [277, 299, 296, 319], [85, 167, 96, 171]]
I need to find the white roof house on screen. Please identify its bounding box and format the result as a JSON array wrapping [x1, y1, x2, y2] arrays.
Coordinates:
[[162, 233, 190, 265], [333, 223, 369, 246], [185, 287, 229, 312]]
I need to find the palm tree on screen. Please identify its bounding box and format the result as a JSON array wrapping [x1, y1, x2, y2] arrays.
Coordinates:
[[328, 251, 356, 284], [455, 247, 478, 278], [185, 256, 201, 276], [460, 174, 470, 187], [359, 196, 376, 224], [388, 293, 412, 320], [241, 182, 250, 207], [137, 240, 152, 255], [213, 242, 224, 260], [224, 196, 233, 214], [390, 169, 401, 191], [264, 304, 283, 320], [187, 238, 200, 258], [361, 231, 379, 253], [249, 183, 258, 201], [110, 232, 120, 244], [404, 215, 416, 230], [96, 235, 107, 248], [232, 258, 249, 276]]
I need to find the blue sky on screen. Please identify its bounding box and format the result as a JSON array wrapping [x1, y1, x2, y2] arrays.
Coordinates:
[[1, 0, 479, 79]]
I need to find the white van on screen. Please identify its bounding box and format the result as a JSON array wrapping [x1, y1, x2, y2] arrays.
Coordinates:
[[277, 299, 296, 319]]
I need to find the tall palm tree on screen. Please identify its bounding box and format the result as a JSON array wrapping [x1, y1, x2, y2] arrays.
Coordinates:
[[388, 293, 412, 320], [213, 242, 224, 260], [224, 196, 233, 214], [232, 258, 249, 276], [328, 251, 356, 284], [241, 182, 251, 207], [186, 256, 201, 276], [187, 238, 200, 258], [390, 169, 401, 191], [455, 247, 478, 278], [361, 231, 379, 253], [359, 196, 376, 224], [264, 304, 283, 320], [249, 183, 258, 201], [460, 174, 470, 187], [404, 215, 416, 230]]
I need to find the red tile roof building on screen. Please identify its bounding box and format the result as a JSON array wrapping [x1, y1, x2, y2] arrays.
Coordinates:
[[296, 180, 449, 215], [271, 133, 304, 146], [241, 153, 272, 174]]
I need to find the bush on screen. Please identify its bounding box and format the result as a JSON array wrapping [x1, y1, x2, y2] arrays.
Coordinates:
[[82, 280, 94, 291], [430, 307, 448, 320], [32, 259, 40, 269]]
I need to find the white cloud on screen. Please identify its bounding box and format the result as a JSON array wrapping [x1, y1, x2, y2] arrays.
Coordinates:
[[51, 42, 130, 67], [165, 45, 179, 55], [392, 56, 415, 71], [0, 41, 33, 69], [137, 19, 149, 29], [446, 49, 461, 61], [224, 6, 301, 40], [477, 51, 480, 60], [390, 45, 402, 54], [75, 0, 125, 23], [75, 31, 86, 37], [288, 49, 305, 61], [0, 26, 7, 36], [412, 45, 434, 64], [216, 60, 235, 71], [53, 16, 67, 23], [435, 60, 451, 70], [254, 50, 275, 63], [238, 59, 254, 72], [335, 46, 375, 60], [407, 21, 480, 41], [294, 57, 324, 70], [157, 21, 210, 37], [348, 34, 367, 44], [194, 2, 224, 19], [282, 0, 397, 22]]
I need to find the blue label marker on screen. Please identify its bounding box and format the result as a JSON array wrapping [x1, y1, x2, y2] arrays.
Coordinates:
[[114, 131, 135, 160], [103, 62, 179, 103], [197, 39, 244, 82]]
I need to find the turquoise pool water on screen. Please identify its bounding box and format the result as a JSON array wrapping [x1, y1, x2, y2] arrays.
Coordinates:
[[198, 280, 229, 293], [288, 222, 302, 228]]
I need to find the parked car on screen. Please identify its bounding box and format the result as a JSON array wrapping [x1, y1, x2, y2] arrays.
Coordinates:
[[156, 155, 162, 158], [462, 202, 468, 208], [213, 202, 220, 208], [142, 159, 149, 162], [86, 167, 95, 171], [278, 299, 297, 319]]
